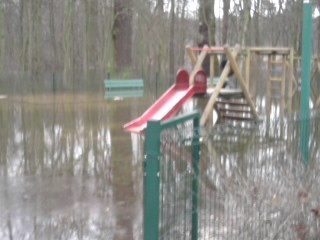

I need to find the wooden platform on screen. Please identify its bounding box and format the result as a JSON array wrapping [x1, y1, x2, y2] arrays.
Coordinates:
[[207, 88, 243, 98]]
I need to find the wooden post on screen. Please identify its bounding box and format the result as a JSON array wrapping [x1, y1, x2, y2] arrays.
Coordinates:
[[316, 58, 320, 107], [186, 46, 197, 65], [200, 45, 240, 126], [289, 48, 295, 99], [210, 55, 215, 86], [224, 46, 259, 118], [316, 95, 320, 107], [267, 55, 272, 114], [245, 48, 251, 89], [281, 55, 286, 116], [190, 46, 208, 85]]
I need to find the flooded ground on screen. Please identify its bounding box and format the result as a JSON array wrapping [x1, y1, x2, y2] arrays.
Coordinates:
[[0, 69, 318, 239], [0, 90, 154, 240]]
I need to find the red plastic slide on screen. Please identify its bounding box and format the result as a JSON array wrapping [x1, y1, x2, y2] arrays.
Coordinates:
[[123, 69, 207, 133]]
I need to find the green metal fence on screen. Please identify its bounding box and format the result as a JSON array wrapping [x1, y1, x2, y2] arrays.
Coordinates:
[[143, 111, 320, 240], [144, 111, 200, 240]]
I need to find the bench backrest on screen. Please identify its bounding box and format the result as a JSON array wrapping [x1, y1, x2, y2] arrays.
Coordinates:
[[104, 79, 144, 89]]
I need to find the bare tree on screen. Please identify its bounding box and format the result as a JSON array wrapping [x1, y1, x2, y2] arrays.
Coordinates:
[[222, 0, 231, 44], [169, 0, 175, 84], [241, 0, 251, 46], [62, 0, 74, 82], [198, 0, 216, 45], [253, 0, 261, 45], [49, 0, 58, 72], [113, 0, 133, 73], [0, 1, 4, 75], [82, 0, 89, 78]]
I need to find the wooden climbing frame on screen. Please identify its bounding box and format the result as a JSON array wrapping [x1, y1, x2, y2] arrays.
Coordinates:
[[186, 45, 297, 125]]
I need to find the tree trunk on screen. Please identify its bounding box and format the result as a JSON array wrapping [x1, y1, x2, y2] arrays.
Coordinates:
[[27, 0, 34, 73], [0, 2, 4, 75], [102, 1, 113, 75], [254, 0, 260, 45], [156, 0, 164, 14], [198, 0, 216, 76], [49, 0, 58, 72], [169, 0, 175, 84], [222, 0, 230, 44], [113, 0, 133, 73], [199, 0, 216, 45], [83, 0, 89, 79], [35, 0, 43, 77], [241, 0, 251, 46], [178, 0, 187, 66], [63, 0, 74, 82]]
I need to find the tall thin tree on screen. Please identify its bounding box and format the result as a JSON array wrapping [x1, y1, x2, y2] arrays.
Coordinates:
[[113, 0, 133, 73]]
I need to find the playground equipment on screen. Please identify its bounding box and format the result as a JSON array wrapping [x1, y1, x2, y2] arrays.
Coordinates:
[[104, 78, 144, 99], [124, 41, 317, 133], [186, 45, 297, 125], [123, 69, 207, 132]]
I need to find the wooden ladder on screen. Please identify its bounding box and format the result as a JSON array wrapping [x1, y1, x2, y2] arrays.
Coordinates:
[[215, 94, 256, 123], [267, 54, 286, 114]]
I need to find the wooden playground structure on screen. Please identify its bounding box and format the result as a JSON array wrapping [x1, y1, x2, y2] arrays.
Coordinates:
[[123, 44, 320, 133], [186, 44, 320, 126]]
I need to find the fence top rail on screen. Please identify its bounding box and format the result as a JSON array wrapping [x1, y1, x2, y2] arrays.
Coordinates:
[[146, 111, 200, 131], [160, 111, 200, 130]]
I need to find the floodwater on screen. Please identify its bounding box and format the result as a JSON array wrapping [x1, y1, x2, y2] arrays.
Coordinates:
[[0, 70, 316, 239], [0, 87, 155, 239]]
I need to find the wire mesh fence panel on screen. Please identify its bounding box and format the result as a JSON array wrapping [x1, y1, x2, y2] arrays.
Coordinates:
[[143, 112, 200, 240], [159, 119, 198, 240], [198, 111, 320, 240], [143, 111, 320, 240]]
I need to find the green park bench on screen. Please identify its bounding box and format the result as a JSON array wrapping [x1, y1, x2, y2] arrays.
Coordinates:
[[104, 79, 144, 99], [104, 79, 144, 90]]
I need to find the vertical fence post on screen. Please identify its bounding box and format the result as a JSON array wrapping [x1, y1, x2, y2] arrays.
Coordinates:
[[144, 120, 161, 240], [300, 0, 312, 165], [191, 116, 200, 240]]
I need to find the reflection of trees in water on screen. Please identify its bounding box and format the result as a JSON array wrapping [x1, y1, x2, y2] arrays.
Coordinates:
[[0, 212, 116, 239], [2, 97, 112, 178], [0, 96, 137, 239], [0, 100, 10, 176]]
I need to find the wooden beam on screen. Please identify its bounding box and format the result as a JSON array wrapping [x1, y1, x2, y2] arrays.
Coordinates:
[[281, 56, 286, 116], [267, 55, 272, 113], [224, 46, 259, 118], [189, 46, 208, 85], [286, 49, 295, 113], [245, 48, 251, 89], [209, 55, 215, 86], [186, 46, 197, 65], [248, 47, 291, 55], [316, 96, 320, 108], [200, 45, 240, 126]]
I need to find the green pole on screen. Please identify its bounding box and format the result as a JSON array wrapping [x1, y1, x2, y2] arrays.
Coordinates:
[[191, 117, 200, 240], [300, 0, 312, 164], [144, 120, 161, 240]]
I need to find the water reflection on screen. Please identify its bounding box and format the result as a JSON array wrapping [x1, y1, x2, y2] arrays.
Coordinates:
[[0, 93, 146, 240]]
